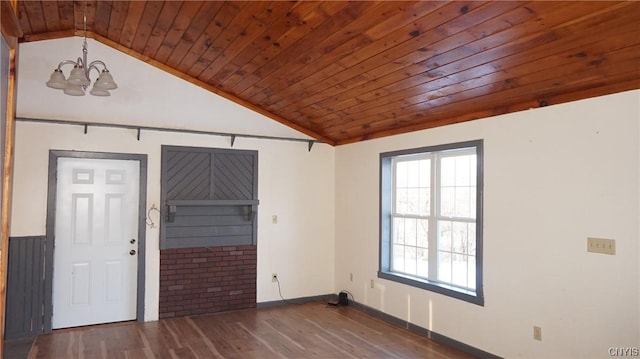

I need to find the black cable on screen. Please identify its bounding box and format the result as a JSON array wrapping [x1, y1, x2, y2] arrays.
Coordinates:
[[274, 276, 293, 305]]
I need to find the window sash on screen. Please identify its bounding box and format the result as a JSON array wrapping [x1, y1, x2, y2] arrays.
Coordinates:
[[390, 147, 477, 291]]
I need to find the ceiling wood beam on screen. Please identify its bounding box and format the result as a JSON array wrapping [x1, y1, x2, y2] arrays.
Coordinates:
[[1, 0, 23, 48]]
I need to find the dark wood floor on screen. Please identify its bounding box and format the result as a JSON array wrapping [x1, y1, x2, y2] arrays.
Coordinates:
[[27, 301, 477, 358]]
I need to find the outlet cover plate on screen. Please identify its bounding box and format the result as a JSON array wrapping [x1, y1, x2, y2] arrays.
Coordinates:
[[587, 237, 616, 255], [533, 326, 542, 341]]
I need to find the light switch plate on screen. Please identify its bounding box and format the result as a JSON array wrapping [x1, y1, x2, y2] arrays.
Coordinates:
[[587, 237, 616, 255]]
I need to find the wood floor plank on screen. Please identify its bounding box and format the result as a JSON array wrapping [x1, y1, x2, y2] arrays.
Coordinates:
[[29, 301, 479, 359]]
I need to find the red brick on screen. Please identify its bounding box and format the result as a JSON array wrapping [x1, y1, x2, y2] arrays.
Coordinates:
[[159, 246, 256, 318]]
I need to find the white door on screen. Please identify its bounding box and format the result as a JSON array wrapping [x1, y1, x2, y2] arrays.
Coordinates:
[[53, 157, 140, 329]]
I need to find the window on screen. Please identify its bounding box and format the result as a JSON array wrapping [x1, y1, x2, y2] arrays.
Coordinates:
[[379, 140, 483, 305]]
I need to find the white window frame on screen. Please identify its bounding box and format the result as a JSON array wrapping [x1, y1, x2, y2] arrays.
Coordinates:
[[379, 140, 484, 305]]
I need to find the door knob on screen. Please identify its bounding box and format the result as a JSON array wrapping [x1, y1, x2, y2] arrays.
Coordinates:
[[130, 239, 136, 244], [130, 249, 136, 256]]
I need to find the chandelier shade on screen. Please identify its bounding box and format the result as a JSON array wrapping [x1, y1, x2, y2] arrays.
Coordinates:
[[93, 70, 117, 90], [89, 86, 110, 96], [63, 83, 85, 96], [66, 65, 91, 86], [46, 69, 67, 89]]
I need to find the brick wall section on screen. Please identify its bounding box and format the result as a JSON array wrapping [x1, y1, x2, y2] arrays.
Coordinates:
[[159, 245, 256, 319]]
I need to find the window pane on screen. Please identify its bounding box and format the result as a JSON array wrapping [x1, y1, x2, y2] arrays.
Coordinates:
[[405, 246, 417, 276], [437, 251, 451, 283], [441, 157, 455, 186], [395, 188, 408, 214], [419, 159, 430, 187], [417, 248, 428, 278], [454, 186, 471, 218], [419, 187, 430, 216], [468, 256, 476, 290], [438, 221, 452, 251], [393, 217, 405, 244], [452, 221, 467, 254], [452, 254, 468, 287], [396, 161, 407, 188], [470, 187, 476, 219], [407, 188, 420, 215], [407, 160, 420, 187], [468, 223, 476, 255], [440, 187, 454, 217], [469, 155, 477, 179], [392, 244, 405, 272], [455, 155, 471, 186], [440, 153, 477, 219], [405, 218, 417, 246], [417, 219, 429, 248]]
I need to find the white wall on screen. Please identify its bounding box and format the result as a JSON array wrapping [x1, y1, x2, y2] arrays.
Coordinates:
[[17, 37, 307, 138], [13, 38, 335, 321], [11, 122, 335, 321], [335, 90, 640, 358]]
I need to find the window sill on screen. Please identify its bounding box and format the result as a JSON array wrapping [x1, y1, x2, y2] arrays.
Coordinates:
[[377, 270, 484, 306]]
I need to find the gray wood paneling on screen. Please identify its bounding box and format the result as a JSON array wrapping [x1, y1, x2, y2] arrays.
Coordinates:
[[160, 146, 258, 249], [212, 153, 254, 200], [166, 151, 211, 200], [5, 236, 46, 340]]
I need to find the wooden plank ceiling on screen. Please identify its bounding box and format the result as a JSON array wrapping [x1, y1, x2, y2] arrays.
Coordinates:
[[16, 1, 640, 145]]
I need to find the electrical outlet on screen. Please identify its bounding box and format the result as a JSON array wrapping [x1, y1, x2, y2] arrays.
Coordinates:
[[370, 279, 374, 288], [272, 273, 278, 282], [272, 215, 278, 224], [350, 273, 353, 282], [533, 326, 542, 341]]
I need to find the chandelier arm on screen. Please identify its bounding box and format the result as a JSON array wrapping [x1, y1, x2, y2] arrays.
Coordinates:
[[86, 63, 103, 78], [87, 60, 107, 71], [56, 59, 79, 70]]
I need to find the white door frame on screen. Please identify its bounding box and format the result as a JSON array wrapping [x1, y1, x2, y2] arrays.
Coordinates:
[[44, 150, 147, 333]]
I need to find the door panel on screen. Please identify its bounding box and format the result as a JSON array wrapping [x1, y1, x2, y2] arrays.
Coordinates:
[[53, 158, 139, 329], [71, 262, 90, 305]]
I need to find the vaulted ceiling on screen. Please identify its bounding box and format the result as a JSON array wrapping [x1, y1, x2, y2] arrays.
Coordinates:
[[15, 1, 640, 145]]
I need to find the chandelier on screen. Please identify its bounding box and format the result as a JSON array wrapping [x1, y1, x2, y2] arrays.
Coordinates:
[[45, 3, 117, 96]]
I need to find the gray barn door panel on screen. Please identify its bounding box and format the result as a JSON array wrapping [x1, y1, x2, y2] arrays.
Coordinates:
[[5, 236, 46, 339], [165, 151, 211, 200], [161, 146, 258, 249], [211, 152, 255, 200]]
